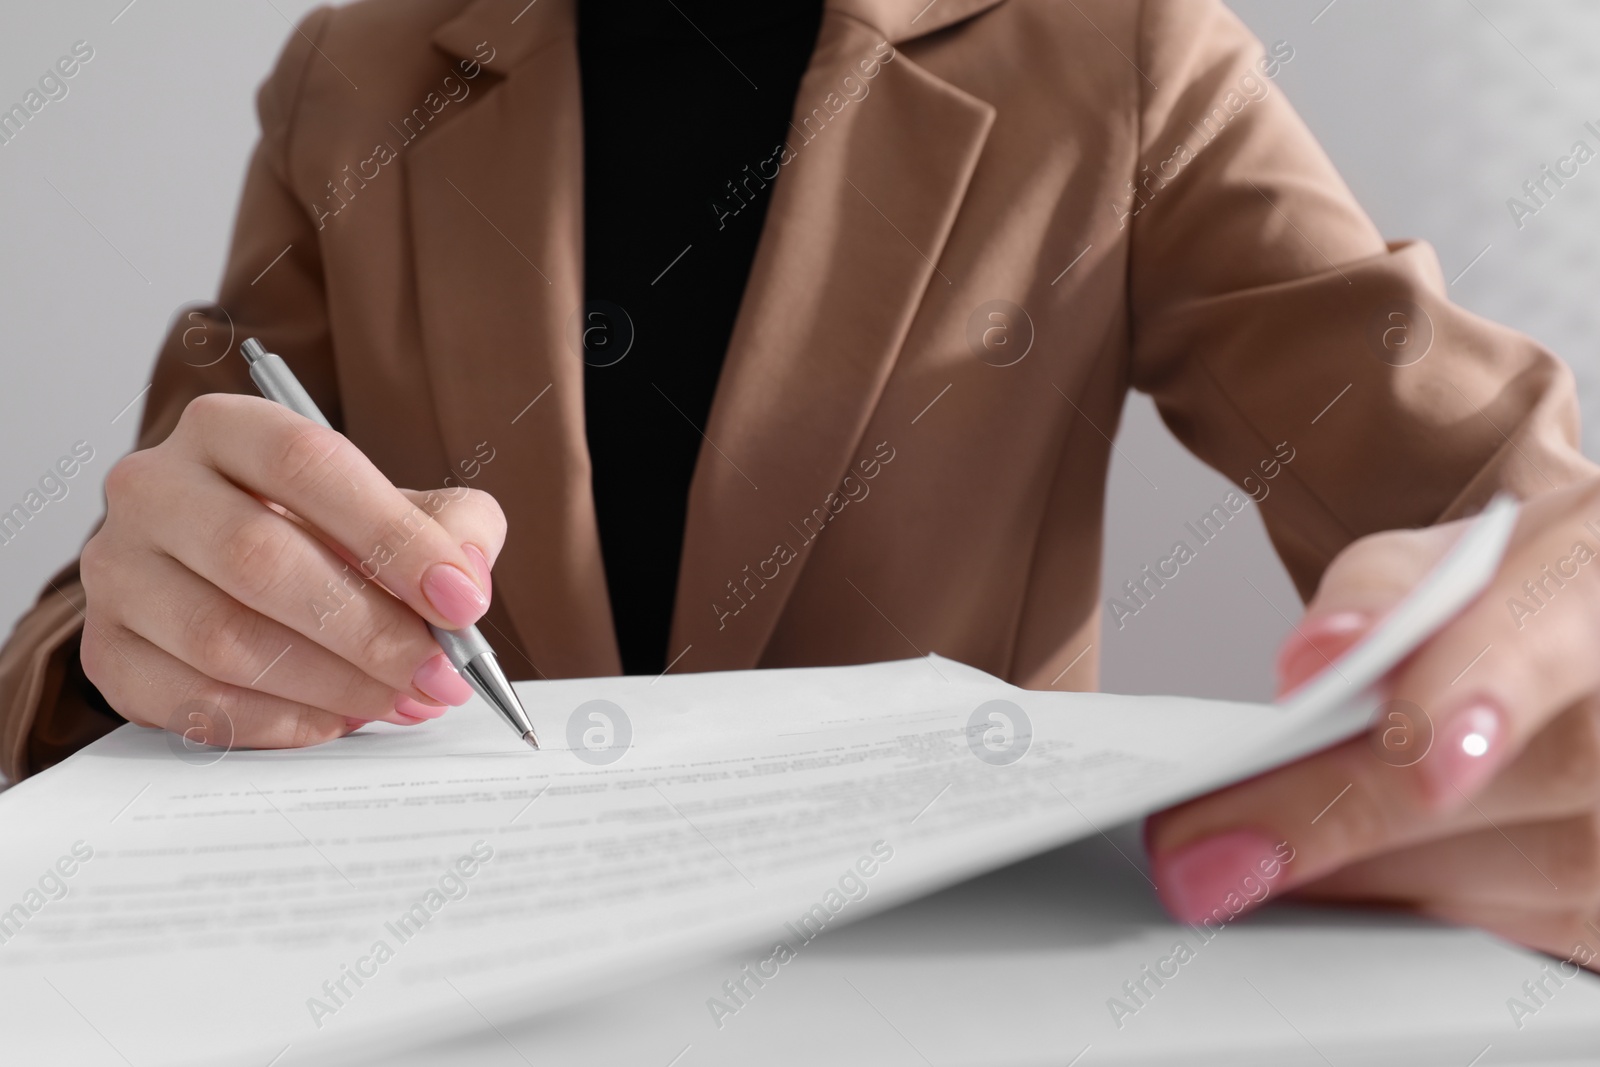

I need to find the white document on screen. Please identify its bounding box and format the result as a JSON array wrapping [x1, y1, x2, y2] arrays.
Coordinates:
[[367, 824, 1600, 1067], [0, 499, 1520, 1067]]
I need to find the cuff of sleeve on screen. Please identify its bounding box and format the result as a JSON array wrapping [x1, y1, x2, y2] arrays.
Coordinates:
[[0, 581, 122, 785]]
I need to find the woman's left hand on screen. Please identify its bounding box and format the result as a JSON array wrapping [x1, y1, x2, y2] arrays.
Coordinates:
[[1145, 477, 1600, 970]]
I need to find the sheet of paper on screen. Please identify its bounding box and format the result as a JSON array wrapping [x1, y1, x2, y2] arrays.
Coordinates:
[[365, 824, 1600, 1067], [0, 498, 1520, 1067]]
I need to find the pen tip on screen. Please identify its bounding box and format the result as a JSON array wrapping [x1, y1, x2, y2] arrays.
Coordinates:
[[522, 730, 540, 750]]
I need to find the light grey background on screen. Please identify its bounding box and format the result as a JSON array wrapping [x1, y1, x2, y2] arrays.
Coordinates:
[[1, 1, 1595, 702]]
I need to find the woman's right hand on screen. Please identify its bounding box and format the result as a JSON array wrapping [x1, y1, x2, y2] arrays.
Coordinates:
[[79, 392, 507, 749]]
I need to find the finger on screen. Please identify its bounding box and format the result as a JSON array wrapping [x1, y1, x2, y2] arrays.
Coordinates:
[[1146, 698, 1600, 923], [1147, 736, 1409, 922], [1276, 523, 1460, 697], [135, 461, 473, 708], [398, 487, 505, 597], [1275, 611, 1369, 698], [1474, 697, 1600, 822], [276, 487, 506, 601], [172, 393, 490, 630], [81, 621, 367, 748], [1386, 484, 1600, 811], [1306, 523, 1462, 618], [106, 548, 445, 726], [1291, 814, 1600, 913]]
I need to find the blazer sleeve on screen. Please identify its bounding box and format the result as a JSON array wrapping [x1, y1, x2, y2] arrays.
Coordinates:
[[0, 6, 338, 783], [1127, 0, 1597, 601]]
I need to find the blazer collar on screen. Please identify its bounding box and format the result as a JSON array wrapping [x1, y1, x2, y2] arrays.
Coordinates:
[[433, 0, 572, 75], [827, 0, 1010, 42], [430, 0, 1010, 68]]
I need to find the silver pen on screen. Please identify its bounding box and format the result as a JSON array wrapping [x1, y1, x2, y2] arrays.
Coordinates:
[[239, 337, 539, 748]]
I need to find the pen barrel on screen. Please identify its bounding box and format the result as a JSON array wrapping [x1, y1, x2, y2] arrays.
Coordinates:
[[247, 355, 333, 429], [430, 623, 494, 665]]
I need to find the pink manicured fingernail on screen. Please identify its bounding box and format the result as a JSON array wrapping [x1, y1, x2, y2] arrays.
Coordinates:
[[412, 653, 474, 706], [422, 562, 489, 627], [1276, 611, 1369, 699], [1152, 830, 1286, 924], [395, 694, 449, 720], [463, 544, 492, 600], [1419, 699, 1506, 807]]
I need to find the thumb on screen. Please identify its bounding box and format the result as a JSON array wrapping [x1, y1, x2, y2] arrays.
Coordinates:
[[1278, 521, 1466, 698], [400, 487, 506, 599]]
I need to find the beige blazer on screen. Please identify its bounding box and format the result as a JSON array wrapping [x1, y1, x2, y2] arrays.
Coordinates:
[[2, 0, 1591, 780]]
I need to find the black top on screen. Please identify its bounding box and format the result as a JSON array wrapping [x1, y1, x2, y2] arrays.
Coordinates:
[[576, 0, 824, 673]]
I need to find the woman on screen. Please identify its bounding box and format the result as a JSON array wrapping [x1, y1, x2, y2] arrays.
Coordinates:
[[3, 0, 1598, 969]]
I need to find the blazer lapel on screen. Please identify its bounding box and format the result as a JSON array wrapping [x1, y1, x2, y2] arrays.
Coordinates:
[[671, 8, 997, 671], [410, 0, 621, 678], [411, 0, 1005, 679]]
